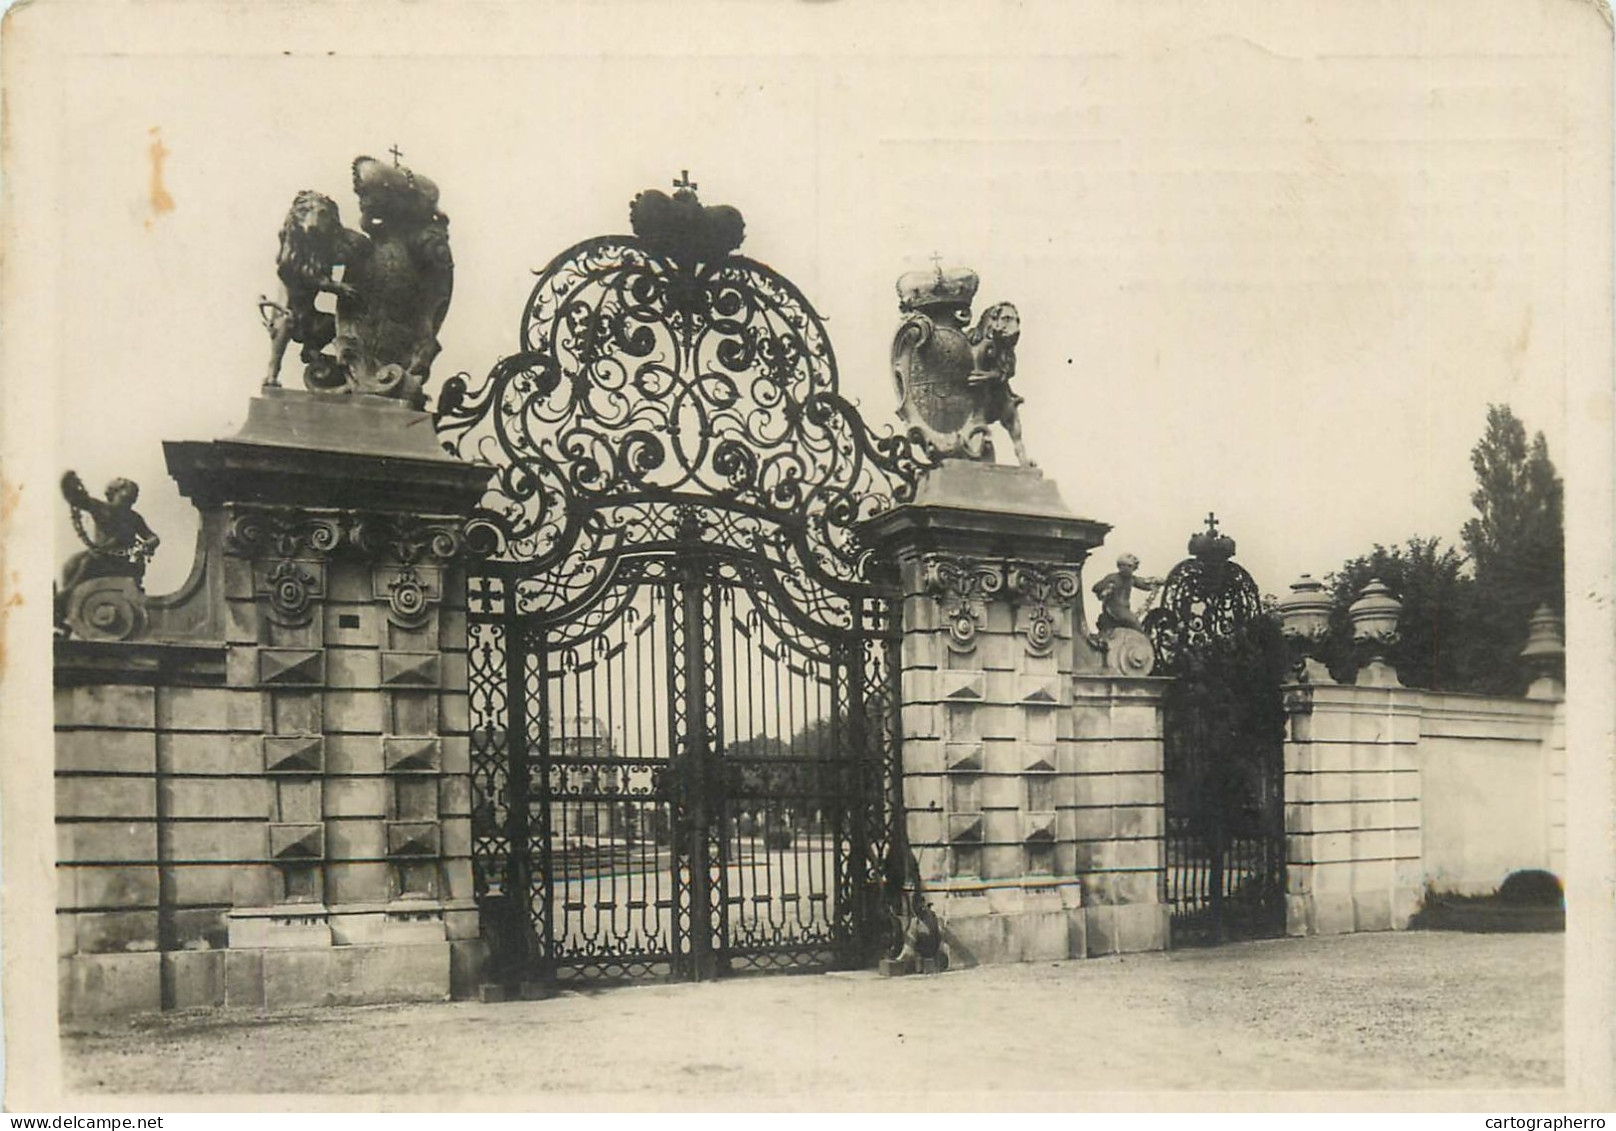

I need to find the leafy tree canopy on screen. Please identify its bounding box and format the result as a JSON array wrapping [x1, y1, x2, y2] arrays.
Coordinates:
[[1321, 405, 1563, 695]]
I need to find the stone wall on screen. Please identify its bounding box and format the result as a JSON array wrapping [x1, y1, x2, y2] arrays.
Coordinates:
[[1415, 693, 1560, 896], [1067, 677, 1170, 954], [55, 391, 490, 1017], [1283, 682, 1563, 937]]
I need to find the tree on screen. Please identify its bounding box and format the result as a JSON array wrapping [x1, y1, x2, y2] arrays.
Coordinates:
[[1319, 406, 1563, 695], [1320, 537, 1481, 691], [1460, 405, 1564, 692]]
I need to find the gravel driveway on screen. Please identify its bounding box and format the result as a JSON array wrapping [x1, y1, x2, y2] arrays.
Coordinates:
[[60, 931, 1562, 1101]]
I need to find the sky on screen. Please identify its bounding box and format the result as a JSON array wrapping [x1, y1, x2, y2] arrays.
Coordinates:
[[30, 3, 1581, 605]]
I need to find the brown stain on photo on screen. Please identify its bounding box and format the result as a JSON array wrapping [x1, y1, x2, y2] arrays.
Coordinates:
[[144, 126, 174, 229]]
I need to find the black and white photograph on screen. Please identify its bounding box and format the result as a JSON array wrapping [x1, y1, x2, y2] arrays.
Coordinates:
[[2, 0, 1611, 1113]]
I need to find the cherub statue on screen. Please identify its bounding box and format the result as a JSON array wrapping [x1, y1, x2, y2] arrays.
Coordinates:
[[1092, 553, 1161, 634], [57, 472, 159, 626]]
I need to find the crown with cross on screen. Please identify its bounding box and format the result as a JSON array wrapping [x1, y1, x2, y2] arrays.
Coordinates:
[[628, 170, 745, 264], [1188, 512, 1237, 563], [352, 147, 442, 224], [897, 254, 980, 312]]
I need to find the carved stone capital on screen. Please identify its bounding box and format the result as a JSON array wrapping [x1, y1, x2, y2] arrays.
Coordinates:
[[919, 554, 1004, 654], [351, 514, 466, 566], [224, 506, 346, 560], [1004, 561, 1081, 657], [224, 505, 470, 565]]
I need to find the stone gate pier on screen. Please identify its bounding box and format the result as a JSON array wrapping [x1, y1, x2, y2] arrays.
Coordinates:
[[56, 390, 491, 1015], [862, 461, 1172, 965]]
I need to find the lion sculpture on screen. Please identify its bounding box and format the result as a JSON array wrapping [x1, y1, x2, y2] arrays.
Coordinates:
[[965, 300, 1032, 466], [260, 190, 366, 389]]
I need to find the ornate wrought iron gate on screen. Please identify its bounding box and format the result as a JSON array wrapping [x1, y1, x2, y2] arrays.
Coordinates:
[[1145, 518, 1287, 946], [437, 181, 930, 983]]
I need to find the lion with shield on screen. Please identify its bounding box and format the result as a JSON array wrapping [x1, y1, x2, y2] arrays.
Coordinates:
[[259, 189, 367, 389]]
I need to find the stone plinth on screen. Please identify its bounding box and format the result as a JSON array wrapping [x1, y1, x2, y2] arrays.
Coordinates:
[[862, 461, 1134, 967], [55, 389, 491, 1017]]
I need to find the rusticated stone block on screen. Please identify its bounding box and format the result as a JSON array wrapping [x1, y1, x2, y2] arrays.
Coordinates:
[[437, 608, 469, 649], [164, 778, 272, 820], [224, 949, 266, 1007], [63, 864, 159, 910], [277, 779, 322, 824], [59, 952, 161, 1018], [324, 690, 385, 734], [167, 821, 269, 864], [394, 779, 438, 822], [387, 820, 440, 859], [384, 736, 441, 773], [258, 648, 325, 688], [324, 601, 379, 645], [439, 692, 469, 735], [325, 777, 387, 818], [326, 648, 382, 690], [56, 777, 156, 820], [264, 734, 325, 775], [438, 775, 471, 816], [326, 861, 392, 904], [165, 950, 226, 1010], [72, 909, 159, 954], [441, 735, 470, 774], [55, 685, 156, 730], [271, 692, 321, 734], [56, 730, 155, 774], [450, 938, 488, 1000], [56, 821, 156, 864], [326, 734, 384, 775], [260, 943, 450, 1009], [269, 822, 324, 861], [392, 691, 437, 734], [158, 686, 263, 732], [381, 651, 441, 689], [439, 652, 469, 693], [164, 732, 260, 775], [326, 820, 387, 861], [443, 859, 476, 901], [171, 907, 229, 950]]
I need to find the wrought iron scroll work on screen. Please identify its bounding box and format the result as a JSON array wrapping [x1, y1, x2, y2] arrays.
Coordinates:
[[435, 235, 936, 626], [1144, 557, 1264, 678]]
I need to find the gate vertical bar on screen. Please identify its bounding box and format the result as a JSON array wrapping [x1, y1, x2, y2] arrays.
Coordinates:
[[503, 611, 535, 979], [702, 579, 730, 973]]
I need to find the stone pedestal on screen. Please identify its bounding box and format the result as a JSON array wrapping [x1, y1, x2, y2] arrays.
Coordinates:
[[862, 462, 1154, 966]]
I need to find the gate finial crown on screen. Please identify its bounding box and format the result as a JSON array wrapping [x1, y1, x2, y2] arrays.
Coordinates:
[[1188, 512, 1236, 563]]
